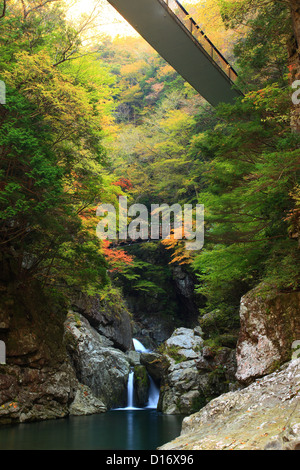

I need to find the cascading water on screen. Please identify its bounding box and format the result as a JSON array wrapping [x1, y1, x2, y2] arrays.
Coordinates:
[[127, 370, 135, 409], [132, 338, 160, 409], [132, 338, 150, 353], [146, 375, 160, 409], [115, 338, 160, 410]]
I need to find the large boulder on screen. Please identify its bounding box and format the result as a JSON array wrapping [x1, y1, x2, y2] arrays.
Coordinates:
[[140, 352, 170, 383], [71, 290, 133, 352], [159, 358, 300, 450], [0, 362, 77, 425], [236, 287, 300, 384], [69, 384, 106, 416], [158, 328, 237, 415], [64, 312, 131, 409], [164, 327, 203, 358]]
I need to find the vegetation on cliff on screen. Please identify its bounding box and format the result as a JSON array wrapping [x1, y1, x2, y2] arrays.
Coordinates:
[[0, 0, 299, 348]]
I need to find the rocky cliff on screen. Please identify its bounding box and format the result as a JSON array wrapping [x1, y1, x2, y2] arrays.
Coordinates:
[[159, 287, 300, 449], [64, 311, 131, 409], [0, 285, 134, 423], [0, 284, 78, 424], [159, 358, 300, 450], [236, 286, 300, 383], [71, 289, 133, 352]]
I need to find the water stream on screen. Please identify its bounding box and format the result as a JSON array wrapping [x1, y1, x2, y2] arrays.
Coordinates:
[[146, 375, 160, 409]]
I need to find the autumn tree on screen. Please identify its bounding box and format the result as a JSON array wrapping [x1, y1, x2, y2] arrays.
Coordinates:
[[0, 0, 118, 296]]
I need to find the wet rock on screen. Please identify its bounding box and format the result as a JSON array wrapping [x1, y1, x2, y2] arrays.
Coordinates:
[[140, 352, 170, 383], [133, 365, 150, 407], [126, 350, 141, 366]]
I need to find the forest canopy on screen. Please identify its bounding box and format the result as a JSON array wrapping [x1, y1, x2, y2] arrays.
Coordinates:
[[0, 0, 299, 317]]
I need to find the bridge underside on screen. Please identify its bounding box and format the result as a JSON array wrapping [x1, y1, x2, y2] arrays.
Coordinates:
[[107, 0, 242, 107]]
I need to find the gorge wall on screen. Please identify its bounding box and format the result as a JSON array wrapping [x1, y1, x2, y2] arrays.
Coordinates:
[[0, 283, 77, 424], [0, 267, 299, 436]]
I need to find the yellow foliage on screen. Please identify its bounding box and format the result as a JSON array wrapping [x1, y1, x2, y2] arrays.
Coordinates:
[[186, 0, 244, 60]]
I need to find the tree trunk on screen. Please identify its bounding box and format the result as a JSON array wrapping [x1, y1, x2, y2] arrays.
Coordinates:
[[288, 0, 300, 133]]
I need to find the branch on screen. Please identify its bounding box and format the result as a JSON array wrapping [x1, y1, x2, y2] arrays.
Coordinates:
[[0, 0, 6, 19], [21, 0, 59, 19], [52, 50, 98, 68]]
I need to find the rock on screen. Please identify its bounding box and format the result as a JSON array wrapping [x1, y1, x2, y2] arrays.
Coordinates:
[[64, 312, 130, 409], [126, 350, 141, 366], [0, 362, 77, 425], [159, 359, 300, 450], [164, 327, 203, 359], [0, 284, 78, 425], [69, 384, 106, 416], [133, 365, 150, 407], [172, 266, 194, 298], [199, 309, 240, 339], [0, 306, 10, 331], [292, 340, 300, 360], [179, 390, 201, 415], [236, 286, 300, 384], [158, 328, 237, 415], [71, 290, 133, 352], [140, 352, 170, 383], [129, 311, 174, 350]]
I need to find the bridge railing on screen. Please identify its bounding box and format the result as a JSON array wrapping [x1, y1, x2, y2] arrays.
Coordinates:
[[163, 0, 238, 83]]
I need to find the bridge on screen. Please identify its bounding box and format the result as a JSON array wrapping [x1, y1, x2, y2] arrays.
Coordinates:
[[106, 0, 243, 106]]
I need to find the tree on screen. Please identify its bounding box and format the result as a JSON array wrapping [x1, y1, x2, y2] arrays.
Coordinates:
[[192, 84, 300, 310], [287, 0, 300, 132], [0, 0, 117, 297], [219, 0, 300, 130]]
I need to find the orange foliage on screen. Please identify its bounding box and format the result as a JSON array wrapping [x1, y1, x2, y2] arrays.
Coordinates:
[[161, 227, 193, 266], [102, 240, 135, 272], [111, 178, 133, 191]]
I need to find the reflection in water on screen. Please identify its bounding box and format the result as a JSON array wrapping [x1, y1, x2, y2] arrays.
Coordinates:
[[0, 410, 184, 450], [127, 411, 134, 449]]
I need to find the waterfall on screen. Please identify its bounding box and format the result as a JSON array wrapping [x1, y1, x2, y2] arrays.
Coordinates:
[[114, 339, 160, 410], [133, 338, 160, 410], [132, 338, 150, 353], [126, 370, 136, 410], [146, 375, 160, 409]]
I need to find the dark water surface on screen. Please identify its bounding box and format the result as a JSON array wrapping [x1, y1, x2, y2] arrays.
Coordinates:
[[0, 410, 184, 450]]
